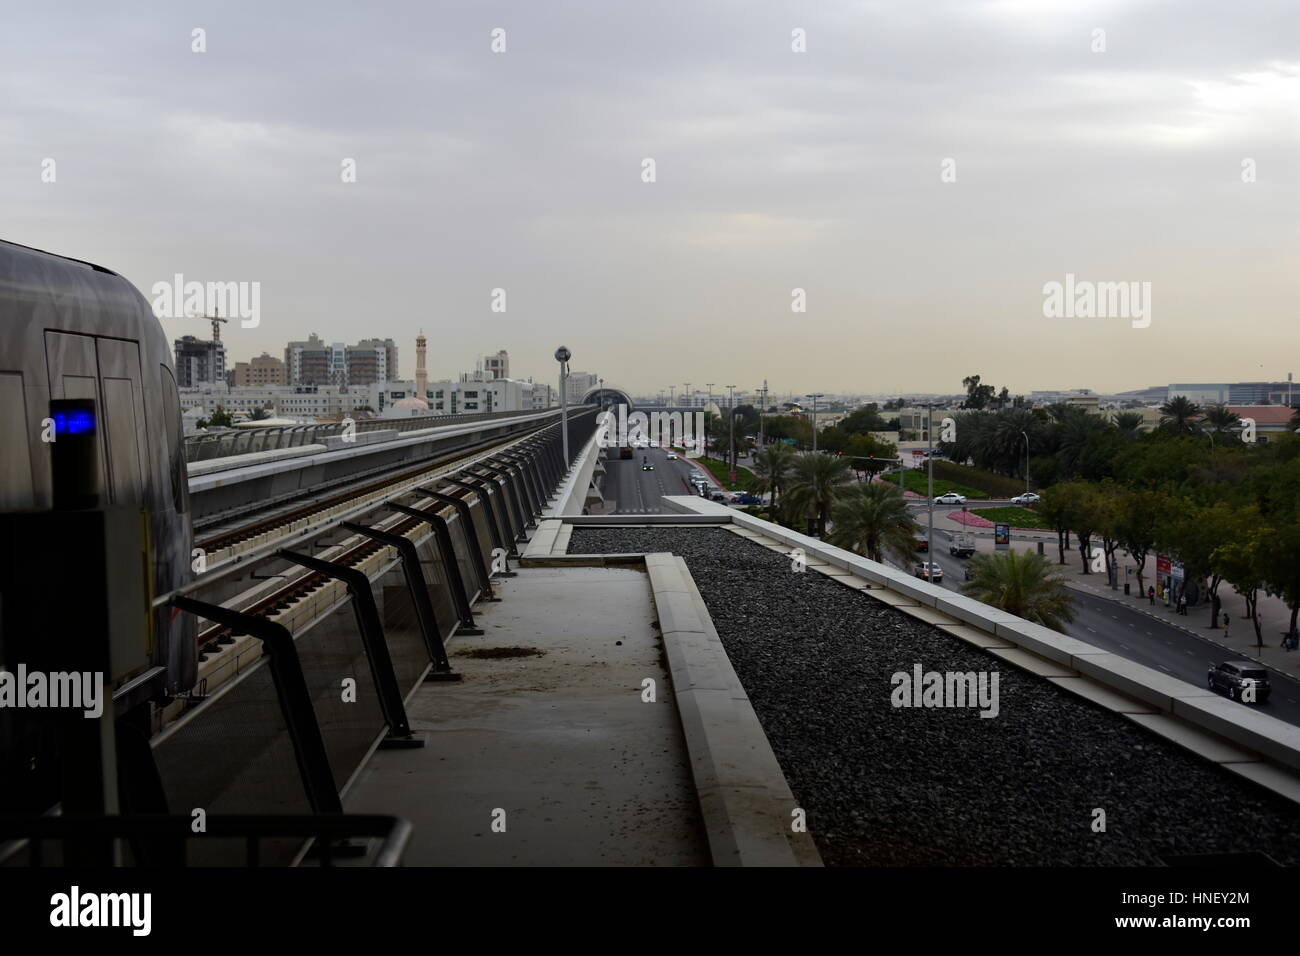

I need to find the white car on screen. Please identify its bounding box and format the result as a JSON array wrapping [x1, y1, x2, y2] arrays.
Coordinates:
[[1011, 492, 1041, 505], [666, 453, 679, 460], [934, 492, 967, 505]]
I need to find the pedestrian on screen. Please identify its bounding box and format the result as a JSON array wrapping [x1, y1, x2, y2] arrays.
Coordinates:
[[1223, 613, 1230, 638], [1177, 592, 1186, 616], [1148, 585, 1155, 606]]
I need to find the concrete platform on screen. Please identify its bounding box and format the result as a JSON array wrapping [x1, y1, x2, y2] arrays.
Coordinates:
[[342, 565, 709, 866]]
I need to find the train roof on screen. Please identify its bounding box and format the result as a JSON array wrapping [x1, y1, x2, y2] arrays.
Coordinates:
[[0, 237, 121, 276]]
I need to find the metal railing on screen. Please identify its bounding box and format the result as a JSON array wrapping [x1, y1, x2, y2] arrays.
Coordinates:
[[0, 814, 412, 867], [184, 407, 562, 463]]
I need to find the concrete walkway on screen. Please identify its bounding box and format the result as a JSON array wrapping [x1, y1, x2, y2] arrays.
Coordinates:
[[342, 565, 709, 865]]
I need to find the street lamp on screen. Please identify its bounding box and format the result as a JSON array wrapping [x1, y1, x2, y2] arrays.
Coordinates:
[[807, 393, 825, 453], [669, 385, 675, 407], [927, 403, 935, 565], [684, 382, 691, 408], [1021, 429, 1030, 494], [726, 385, 737, 476], [555, 346, 571, 468]]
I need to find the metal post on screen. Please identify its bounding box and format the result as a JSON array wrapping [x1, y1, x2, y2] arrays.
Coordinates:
[[388, 503, 484, 634], [726, 385, 737, 475], [279, 550, 426, 748], [556, 346, 571, 469], [1022, 429, 1030, 494], [341, 521, 460, 679], [927, 404, 935, 575], [170, 596, 343, 813]]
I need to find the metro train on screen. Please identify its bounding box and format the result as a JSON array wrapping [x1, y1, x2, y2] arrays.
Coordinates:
[[0, 238, 197, 700]]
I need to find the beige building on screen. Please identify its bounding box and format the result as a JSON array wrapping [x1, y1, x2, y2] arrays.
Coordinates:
[[233, 352, 287, 386]]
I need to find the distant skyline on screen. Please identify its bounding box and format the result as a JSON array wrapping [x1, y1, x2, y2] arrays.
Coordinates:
[[3, 1, 1296, 395]]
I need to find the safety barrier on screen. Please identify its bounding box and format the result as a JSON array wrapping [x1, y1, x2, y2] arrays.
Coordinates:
[[139, 408, 598, 864]]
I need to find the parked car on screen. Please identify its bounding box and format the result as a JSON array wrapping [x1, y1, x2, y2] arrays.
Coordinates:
[[1011, 492, 1041, 505], [934, 492, 967, 505], [733, 492, 762, 505], [949, 533, 976, 557], [914, 538, 929, 552], [1207, 661, 1271, 703], [914, 562, 944, 583]]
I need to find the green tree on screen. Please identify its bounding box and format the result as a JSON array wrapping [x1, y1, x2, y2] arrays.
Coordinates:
[[750, 442, 796, 523], [961, 374, 996, 410], [961, 550, 1076, 631], [1211, 528, 1272, 649], [785, 452, 852, 536], [1159, 396, 1203, 436], [1161, 501, 1256, 628], [827, 482, 918, 565], [205, 404, 234, 428], [1113, 487, 1173, 598], [1203, 404, 1242, 437]]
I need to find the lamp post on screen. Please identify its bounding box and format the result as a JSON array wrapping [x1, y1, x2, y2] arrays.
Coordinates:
[[807, 393, 825, 453], [555, 346, 571, 468], [1021, 429, 1030, 494], [927, 403, 935, 569], [707, 382, 717, 455], [684, 382, 691, 409], [669, 385, 675, 407], [726, 385, 737, 478]]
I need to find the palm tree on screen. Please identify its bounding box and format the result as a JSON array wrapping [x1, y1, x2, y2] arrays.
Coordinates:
[[784, 452, 852, 536], [827, 482, 918, 564], [1159, 396, 1203, 436], [1203, 403, 1241, 436], [750, 442, 795, 521], [1113, 411, 1144, 439], [961, 549, 1076, 631]]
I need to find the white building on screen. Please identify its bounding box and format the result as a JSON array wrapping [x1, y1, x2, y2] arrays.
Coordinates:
[[177, 384, 373, 422], [372, 376, 536, 417]]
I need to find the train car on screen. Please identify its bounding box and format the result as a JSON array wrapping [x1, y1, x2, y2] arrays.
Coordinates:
[[0, 239, 196, 700]]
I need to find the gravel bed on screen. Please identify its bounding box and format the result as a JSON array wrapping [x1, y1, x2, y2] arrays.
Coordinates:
[[570, 526, 1300, 866]]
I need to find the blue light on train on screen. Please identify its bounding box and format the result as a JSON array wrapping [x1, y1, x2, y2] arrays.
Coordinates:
[[53, 408, 96, 436]]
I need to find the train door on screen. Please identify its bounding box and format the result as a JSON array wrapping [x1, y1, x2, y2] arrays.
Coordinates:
[[0, 372, 35, 509], [43, 331, 149, 504], [44, 330, 105, 494], [95, 337, 150, 502]]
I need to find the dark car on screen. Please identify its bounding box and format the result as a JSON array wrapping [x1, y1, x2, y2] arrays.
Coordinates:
[[1207, 661, 1271, 703], [914, 538, 929, 552], [733, 492, 762, 505]]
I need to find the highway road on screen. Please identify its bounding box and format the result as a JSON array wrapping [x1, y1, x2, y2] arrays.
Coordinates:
[[600, 445, 708, 513], [895, 515, 1300, 729]]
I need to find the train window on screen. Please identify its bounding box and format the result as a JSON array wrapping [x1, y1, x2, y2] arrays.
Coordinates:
[[159, 365, 188, 513], [0, 372, 35, 509]]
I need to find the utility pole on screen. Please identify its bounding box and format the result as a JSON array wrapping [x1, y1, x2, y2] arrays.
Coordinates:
[[705, 383, 714, 452], [808, 393, 824, 453], [669, 385, 675, 407], [555, 346, 571, 468], [726, 385, 737, 479], [927, 403, 935, 573], [1022, 430, 1030, 494], [684, 382, 691, 408]]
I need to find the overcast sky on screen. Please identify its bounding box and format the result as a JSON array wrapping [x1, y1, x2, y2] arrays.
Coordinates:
[[3, 0, 1297, 399]]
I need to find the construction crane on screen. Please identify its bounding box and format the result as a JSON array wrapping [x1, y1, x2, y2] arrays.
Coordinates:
[[187, 307, 228, 342]]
